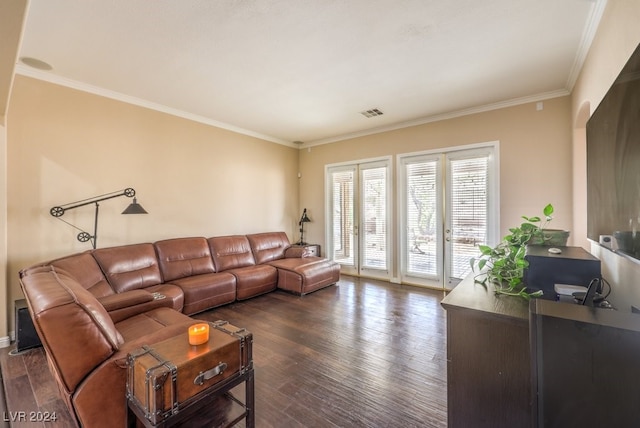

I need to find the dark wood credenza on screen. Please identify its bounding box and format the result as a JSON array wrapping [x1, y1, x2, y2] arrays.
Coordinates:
[[441, 274, 531, 428], [442, 272, 640, 428]]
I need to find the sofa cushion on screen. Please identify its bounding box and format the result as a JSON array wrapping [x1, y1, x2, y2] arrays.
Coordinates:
[[115, 307, 194, 343], [50, 251, 114, 298], [93, 243, 162, 293], [246, 232, 291, 264], [155, 237, 215, 281], [208, 235, 256, 271], [168, 272, 237, 315], [230, 264, 278, 300]]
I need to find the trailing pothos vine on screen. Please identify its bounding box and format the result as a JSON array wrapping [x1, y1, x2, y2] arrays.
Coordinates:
[[470, 204, 556, 299]]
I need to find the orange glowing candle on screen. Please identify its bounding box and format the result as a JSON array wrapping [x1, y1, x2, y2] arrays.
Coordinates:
[[188, 323, 209, 346]]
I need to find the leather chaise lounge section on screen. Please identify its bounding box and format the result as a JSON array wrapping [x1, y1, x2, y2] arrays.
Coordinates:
[[247, 232, 340, 295], [18, 231, 340, 427]]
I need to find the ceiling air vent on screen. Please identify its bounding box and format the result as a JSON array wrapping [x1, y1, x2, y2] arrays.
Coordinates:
[[360, 108, 384, 118]]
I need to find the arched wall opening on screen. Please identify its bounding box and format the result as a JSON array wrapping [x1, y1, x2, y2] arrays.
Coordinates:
[[572, 101, 591, 250]]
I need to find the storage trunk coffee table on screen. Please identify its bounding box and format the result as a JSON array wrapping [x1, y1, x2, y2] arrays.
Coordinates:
[[126, 320, 254, 428]]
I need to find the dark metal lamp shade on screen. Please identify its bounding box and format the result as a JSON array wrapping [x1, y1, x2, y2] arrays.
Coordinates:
[[300, 209, 311, 223], [122, 198, 148, 214], [297, 208, 311, 245]]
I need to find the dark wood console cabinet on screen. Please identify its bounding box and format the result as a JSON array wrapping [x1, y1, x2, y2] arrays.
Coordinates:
[[441, 274, 531, 428]]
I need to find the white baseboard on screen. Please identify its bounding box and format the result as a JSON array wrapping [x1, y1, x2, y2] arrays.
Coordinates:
[[0, 335, 11, 348]]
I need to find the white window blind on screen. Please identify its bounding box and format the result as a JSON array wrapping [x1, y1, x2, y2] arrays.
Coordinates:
[[331, 170, 355, 266], [405, 160, 438, 276], [448, 156, 489, 279], [362, 167, 387, 270]]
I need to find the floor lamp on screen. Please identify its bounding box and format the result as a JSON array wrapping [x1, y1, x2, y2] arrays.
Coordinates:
[[297, 208, 311, 245], [50, 187, 148, 249]]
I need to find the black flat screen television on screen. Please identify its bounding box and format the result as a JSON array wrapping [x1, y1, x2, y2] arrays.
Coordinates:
[[586, 43, 640, 259]]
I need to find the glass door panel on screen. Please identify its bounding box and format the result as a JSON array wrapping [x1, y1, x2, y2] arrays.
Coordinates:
[[361, 165, 389, 274], [329, 167, 357, 274], [327, 159, 391, 280], [445, 154, 490, 287], [403, 157, 442, 283]]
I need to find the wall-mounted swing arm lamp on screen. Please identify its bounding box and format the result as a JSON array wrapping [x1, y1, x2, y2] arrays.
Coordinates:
[[297, 208, 311, 245], [50, 187, 148, 249]]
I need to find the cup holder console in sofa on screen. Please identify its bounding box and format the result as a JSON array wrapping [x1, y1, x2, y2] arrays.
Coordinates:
[[18, 231, 340, 427]]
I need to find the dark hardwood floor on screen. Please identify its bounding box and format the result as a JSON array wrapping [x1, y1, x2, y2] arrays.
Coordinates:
[[0, 276, 448, 427]]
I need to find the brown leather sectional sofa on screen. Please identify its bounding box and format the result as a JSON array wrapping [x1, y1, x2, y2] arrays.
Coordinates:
[[18, 232, 340, 427]]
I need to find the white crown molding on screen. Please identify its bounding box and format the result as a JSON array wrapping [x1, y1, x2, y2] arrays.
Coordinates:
[[14, 66, 572, 150], [14, 64, 295, 148], [304, 89, 571, 148], [565, 0, 608, 91]]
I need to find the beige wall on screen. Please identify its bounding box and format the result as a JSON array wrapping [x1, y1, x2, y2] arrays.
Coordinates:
[[6, 76, 300, 321], [571, 0, 640, 310], [300, 96, 574, 279]]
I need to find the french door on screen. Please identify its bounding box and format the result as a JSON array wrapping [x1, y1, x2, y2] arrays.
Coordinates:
[[326, 158, 392, 280], [399, 145, 498, 289]]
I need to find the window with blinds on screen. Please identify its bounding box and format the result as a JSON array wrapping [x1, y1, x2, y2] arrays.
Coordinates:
[[362, 167, 387, 270], [405, 160, 439, 277], [331, 169, 355, 266], [448, 156, 489, 280]]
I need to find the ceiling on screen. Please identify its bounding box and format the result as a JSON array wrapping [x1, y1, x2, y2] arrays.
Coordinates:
[[16, 0, 606, 148]]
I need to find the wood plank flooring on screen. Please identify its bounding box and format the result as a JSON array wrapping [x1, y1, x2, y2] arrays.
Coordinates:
[[0, 276, 448, 427]]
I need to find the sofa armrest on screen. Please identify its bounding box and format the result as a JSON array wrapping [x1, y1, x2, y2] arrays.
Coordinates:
[[100, 290, 175, 323], [98, 290, 154, 312], [284, 246, 311, 258]]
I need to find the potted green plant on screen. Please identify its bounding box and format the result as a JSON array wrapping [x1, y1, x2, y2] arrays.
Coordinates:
[[470, 204, 566, 299]]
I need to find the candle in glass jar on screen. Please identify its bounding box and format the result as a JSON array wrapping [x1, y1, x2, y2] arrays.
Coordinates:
[[188, 323, 209, 345]]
